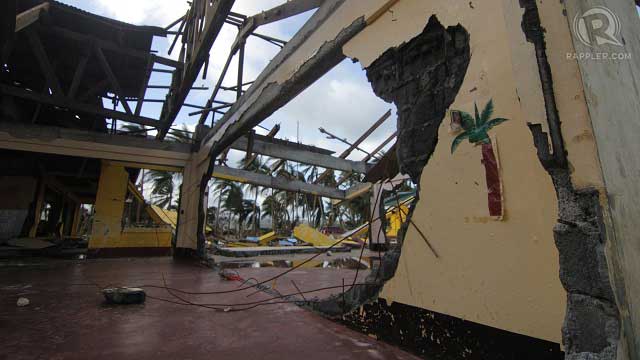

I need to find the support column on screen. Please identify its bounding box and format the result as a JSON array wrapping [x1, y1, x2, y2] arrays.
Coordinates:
[[70, 203, 81, 237], [28, 178, 45, 237], [175, 155, 207, 258], [88, 161, 129, 254]]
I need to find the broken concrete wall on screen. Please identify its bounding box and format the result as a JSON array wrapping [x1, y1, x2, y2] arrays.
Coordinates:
[[312, 0, 623, 358], [561, 0, 640, 358], [339, 0, 569, 347]]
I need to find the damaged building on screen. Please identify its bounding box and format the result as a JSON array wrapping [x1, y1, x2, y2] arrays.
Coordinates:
[[1, 0, 640, 359]]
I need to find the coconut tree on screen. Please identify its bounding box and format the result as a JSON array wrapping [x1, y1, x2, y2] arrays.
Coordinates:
[[145, 125, 193, 210], [147, 170, 175, 209], [451, 99, 508, 216], [241, 156, 270, 235]]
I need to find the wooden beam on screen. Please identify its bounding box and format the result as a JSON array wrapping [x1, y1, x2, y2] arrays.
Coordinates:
[[339, 110, 391, 158], [49, 26, 182, 69], [15, 2, 49, 33], [95, 46, 134, 115], [363, 131, 396, 162], [337, 131, 397, 185], [135, 57, 154, 116], [157, 0, 235, 138], [230, 135, 368, 173], [0, 122, 190, 168], [211, 166, 347, 200], [315, 110, 391, 184], [0, 84, 161, 128], [68, 54, 90, 99], [43, 175, 81, 204], [198, 0, 365, 163], [251, 0, 324, 27], [25, 28, 64, 97], [243, 124, 279, 168]]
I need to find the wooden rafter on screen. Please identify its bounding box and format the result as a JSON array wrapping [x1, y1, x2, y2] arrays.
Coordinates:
[[15, 2, 49, 33], [25, 28, 64, 98], [0, 84, 160, 128], [68, 54, 89, 99], [95, 46, 134, 115]]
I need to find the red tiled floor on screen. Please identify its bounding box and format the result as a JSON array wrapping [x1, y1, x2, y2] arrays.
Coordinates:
[[0, 257, 419, 360]]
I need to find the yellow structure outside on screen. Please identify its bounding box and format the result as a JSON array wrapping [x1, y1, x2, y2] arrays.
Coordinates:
[[89, 161, 172, 250], [258, 231, 278, 246], [294, 224, 340, 247], [149, 205, 178, 229], [120, 227, 172, 248]]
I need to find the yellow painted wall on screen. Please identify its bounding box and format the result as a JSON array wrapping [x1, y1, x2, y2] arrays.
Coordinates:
[[90, 161, 172, 249], [336, 0, 605, 344], [89, 161, 129, 249], [119, 228, 172, 248]]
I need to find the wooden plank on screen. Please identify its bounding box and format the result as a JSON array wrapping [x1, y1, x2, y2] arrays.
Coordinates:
[[25, 28, 64, 98], [316, 110, 391, 184], [0, 84, 160, 128], [230, 135, 368, 173], [135, 57, 154, 116], [68, 55, 89, 99], [157, 0, 235, 138], [0, 122, 190, 168], [211, 165, 346, 199], [95, 46, 133, 115], [197, 0, 363, 162], [15, 3, 49, 33], [49, 26, 182, 69], [251, 0, 324, 27]]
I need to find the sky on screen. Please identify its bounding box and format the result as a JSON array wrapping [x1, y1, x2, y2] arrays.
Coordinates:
[[57, 0, 397, 166]]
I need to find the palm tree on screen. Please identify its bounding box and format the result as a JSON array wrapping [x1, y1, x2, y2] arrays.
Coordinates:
[[146, 125, 194, 210], [222, 182, 243, 234], [262, 193, 285, 232], [167, 124, 194, 144], [212, 179, 232, 234], [147, 170, 175, 209], [241, 156, 270, 235], [451, 99, 508, 216]]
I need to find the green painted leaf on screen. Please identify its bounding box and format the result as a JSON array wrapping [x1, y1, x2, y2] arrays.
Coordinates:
[[479, 99, 494, 126], [485, 117, 508, 130], [469, 128, 489, 143], [474, 103, 481, 126], [459, 111, 475, 131], [451, 132, 470, 153]]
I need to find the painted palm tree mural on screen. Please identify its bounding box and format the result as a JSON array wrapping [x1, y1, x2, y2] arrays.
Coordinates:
[[451, 99, 508, 217]]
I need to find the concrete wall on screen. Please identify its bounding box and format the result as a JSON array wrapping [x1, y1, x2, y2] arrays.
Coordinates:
[[563, 0, 640, 357], [335, 0, 607, 345]]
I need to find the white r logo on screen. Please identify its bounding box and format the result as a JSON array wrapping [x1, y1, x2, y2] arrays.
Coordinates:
[[573, 6, 623, 47]]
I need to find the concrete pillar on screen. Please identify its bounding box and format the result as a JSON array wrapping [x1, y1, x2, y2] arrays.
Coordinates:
[[175, 156, 207, 257], [89, 161, 128, 251]]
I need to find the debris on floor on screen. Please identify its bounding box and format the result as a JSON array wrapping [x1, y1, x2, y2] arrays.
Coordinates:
[[102, 287, 146, 305], [16, 297, 30, 307]]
